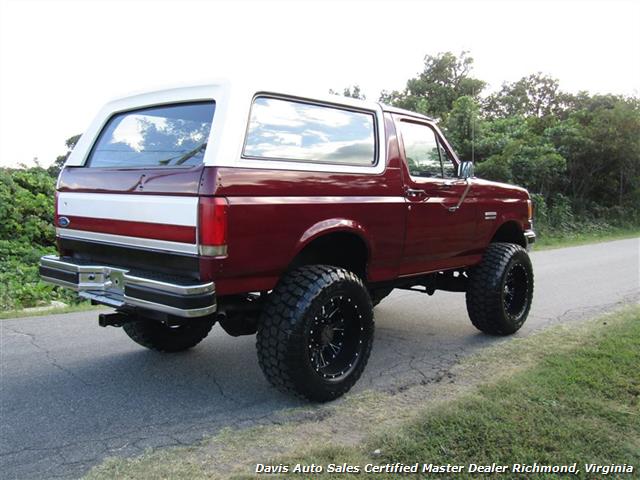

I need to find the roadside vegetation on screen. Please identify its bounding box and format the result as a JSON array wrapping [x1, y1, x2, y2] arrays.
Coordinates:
[[0, 137, 85, 311], [282, 307, 640, 480], [85, 306, 640, 479], [2, 52, 639, 311], [0, 303, 105, 320]]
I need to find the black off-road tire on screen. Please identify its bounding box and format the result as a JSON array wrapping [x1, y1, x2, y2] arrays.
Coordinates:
[[370, 287, 393, 307], [256, 265, 375, 402], [466, 242, 534, 335], [123, 316, 214, 352]]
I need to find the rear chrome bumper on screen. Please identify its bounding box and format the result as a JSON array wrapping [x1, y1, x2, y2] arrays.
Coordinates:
[[524, 229, 536, 251], [39, 255, 216, 318]]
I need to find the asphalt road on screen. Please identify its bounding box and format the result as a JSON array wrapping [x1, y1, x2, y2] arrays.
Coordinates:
[[1, 238, 639, 479]]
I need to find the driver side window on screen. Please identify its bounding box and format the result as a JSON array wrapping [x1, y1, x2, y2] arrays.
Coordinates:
[[399, 121, 456, 179], [398, 121, 442, 178]]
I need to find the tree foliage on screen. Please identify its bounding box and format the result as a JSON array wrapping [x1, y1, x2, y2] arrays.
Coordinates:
[[0, 167, 81, 309], [380, 51, 485, 119], [48, 134, 81, 177], [329, 85, 366, 100], [484, 73, 569, 119], [370, 52, 639, 226]]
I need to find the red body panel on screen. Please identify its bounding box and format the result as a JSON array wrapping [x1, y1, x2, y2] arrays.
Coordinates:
[[60, 216, 196, 243], [58, 165, 205, 195], [56, 112, 531, 298]]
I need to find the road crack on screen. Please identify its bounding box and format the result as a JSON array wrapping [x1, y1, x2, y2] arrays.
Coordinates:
[[4, 327, 92, 387]]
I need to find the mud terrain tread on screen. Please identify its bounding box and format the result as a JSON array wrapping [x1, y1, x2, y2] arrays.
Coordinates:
[[466, 242, 533, 335], [256, 265, 374, 401], [123, 317, 214, 352]]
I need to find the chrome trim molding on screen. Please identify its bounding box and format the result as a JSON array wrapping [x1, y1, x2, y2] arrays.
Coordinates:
[[524, 229, 536, 251], [40, 255, 215, 318], [123, 295, 217, 318], [198, 245, 228, 257]]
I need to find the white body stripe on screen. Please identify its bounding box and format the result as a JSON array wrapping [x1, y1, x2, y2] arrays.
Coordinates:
[[57, 192, 198, 226], [57, 228, 197, 255]]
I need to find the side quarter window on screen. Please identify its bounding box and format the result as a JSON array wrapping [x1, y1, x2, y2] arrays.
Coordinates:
[[243, 96, 377, 166], [398, 121, 443, 178]]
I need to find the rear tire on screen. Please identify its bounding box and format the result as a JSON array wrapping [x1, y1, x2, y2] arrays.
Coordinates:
[[257, 265, 374, 402], [123, 316, 214, 352], [466, 242, 534, 335]]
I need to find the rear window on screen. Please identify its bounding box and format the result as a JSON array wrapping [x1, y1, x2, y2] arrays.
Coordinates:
[[243, 96, 376, 166], [87, 101, 215, 168]]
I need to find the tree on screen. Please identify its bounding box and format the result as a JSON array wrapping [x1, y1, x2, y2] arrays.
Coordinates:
[[380, 51, 485, 120], [547, 97, 640, 209], [48, 134, 81, 177], [329, 85, 366, 100], [444, 96, 483, 161], [484, 73, 569, 120]]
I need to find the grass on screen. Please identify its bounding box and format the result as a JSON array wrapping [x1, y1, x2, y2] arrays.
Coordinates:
[[85, 306, 640, 480], [280, 306, 640, 479], [0, 302, 103, 320], [535, 226, 640, 250]]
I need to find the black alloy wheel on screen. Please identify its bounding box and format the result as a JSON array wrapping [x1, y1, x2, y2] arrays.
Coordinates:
[[257, 265, 375, 401], [308, 294, 366, 381]]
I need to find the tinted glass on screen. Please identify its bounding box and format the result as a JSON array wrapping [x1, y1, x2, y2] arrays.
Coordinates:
[[244, 97, 376, 165], [87, 102, 215, 168], [438, 142, 457, 178], [399, 121, 443, 178]]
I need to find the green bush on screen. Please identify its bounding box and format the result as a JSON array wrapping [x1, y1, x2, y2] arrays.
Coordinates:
[[0, 168, 82, 310]]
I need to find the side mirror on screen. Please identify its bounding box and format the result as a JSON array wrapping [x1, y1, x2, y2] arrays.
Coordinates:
[[458, 161, 475, 180]]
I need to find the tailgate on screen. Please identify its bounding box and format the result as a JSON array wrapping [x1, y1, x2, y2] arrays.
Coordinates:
[[57, 174, 203, 279], [55, 101, 216, 279]]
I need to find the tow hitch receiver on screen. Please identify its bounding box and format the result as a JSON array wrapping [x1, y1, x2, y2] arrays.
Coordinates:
[[99, 312, 133, 328]]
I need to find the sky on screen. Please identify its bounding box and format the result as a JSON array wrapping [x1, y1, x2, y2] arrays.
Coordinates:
[[0, 0, 638, 168]]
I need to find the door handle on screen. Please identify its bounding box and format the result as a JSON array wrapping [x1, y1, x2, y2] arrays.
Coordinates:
[[406, 188, 426, 198]]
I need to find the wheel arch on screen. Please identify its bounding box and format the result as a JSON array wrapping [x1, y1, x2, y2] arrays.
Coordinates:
[[289, 220, 372, 280], [490, 220, 527, 248]]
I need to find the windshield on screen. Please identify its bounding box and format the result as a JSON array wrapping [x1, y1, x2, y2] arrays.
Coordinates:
[[87, 101, 215, 168]]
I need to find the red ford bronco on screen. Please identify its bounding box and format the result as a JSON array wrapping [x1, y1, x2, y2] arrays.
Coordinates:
[[40, 81, 535, 401]]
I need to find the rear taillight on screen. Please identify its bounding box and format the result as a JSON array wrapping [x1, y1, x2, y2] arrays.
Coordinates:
[[198, 197, 228, 256]]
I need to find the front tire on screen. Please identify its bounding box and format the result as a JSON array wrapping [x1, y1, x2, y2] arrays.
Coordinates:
[[257, 265, 374, 402], [123, 316, 214, 352], [466, 242, 534, 335]]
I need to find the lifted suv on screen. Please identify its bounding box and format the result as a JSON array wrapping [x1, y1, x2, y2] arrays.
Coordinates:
[[40, 82, 535, 401]]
